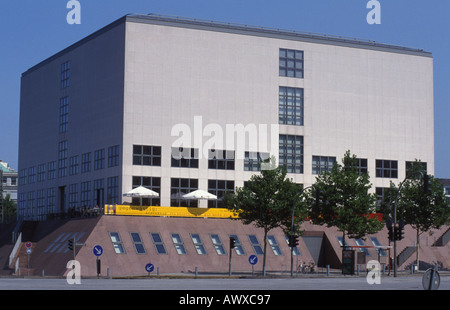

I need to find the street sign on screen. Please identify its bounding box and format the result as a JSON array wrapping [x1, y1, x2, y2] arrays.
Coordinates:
[[26, 248, 32, 254], [93, 245, 103, 257], [145, 263, 154, 273], [25, 241, 32, 248], [249, 255, 258, 265]]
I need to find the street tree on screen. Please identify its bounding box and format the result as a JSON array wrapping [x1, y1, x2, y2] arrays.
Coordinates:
[[225, 157, 307, 276], [304, 151, 383, 248], [383, 160, 450, 269]]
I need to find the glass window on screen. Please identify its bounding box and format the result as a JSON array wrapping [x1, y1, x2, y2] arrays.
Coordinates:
[[244, 152, 270, 172], [279, 48, 304, 78], [171, 178, 198, 207], [133, 145, 161, 166], [376, 160, 398, 178], [207, 179, 234, 208], [312, 156, 336, 175], [229, 234, 245, 255], [208, 149, 235, 170], [130, 232, 146, 254], [61, 61, 70, 88], [370, 237, 387, 256], [279, 135, 304, 174], [171, 233, 187, 255], [267, 235, 283, 256], [354, 238, 369, 255], [109, 232, 125, 254], [132, 176, 161, 206], [279, 86, 304, 126], [151, 233, 167, 254], [191, 234, 207, 255], [210, 234, 226, 255], [248, 235, 264, 255], [171, 147, 199, 168]]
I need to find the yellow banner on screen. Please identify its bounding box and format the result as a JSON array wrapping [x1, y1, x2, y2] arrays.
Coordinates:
[[104, 204, 239, 219]]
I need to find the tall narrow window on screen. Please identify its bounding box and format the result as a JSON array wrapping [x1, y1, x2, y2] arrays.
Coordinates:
[[61, 61, 70, 88], [109, 232, 125, 254], [229, 234, 245, 255], [58, 140, 68, 178], [151, 233, 167, 254], [248, 235, 264, 255], [59, 96, 69, 133], [267, 235, 283, 256], [279, 87, 304, 126], [130, 233, 146, 254], [210, 234, 226, 255], [171, 233, 187, 255], [190, 234, 207, 255], [279, 135, 304, 174]]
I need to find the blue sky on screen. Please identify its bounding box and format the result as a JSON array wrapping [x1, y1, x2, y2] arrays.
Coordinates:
[[0, 0, 449, 177]]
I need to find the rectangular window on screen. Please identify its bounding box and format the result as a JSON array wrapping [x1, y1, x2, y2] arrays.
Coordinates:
[[356, 158, 368, 175], [108, 145, 120, 168], [171, 233, 187, 255], [68, 183, 78, 207], [244, 152, 270, 171], [69, 155, 79, 176], [37, 164, 46, 182], [61, 61, 70, 89], [107, 176, 119, 204], [109, 232, 125, 254], [58, 140, 68, 178], [94, 149, 105, 170], [132, 176, 161, 206], [279, 48, 304, 78], [171, 147, 199, 168], [248, 235, 264, 255], [312, 156, 336, 175], [279, 86, 304, 126], [80, 181, 91, 206], [207, 179, 234, 208], [150, 233, 167, 254], [208, 149, 235, 170], [47, 188, 56, 215], [130, 233, 146, 254], [279, 135, 304, 174], [191, 234, 207, 255], [133, 145, 161, 166], [229, 234, 245, 255], [47, 161, 56, 180], [354, 238, 370, 255], [376, 159, 398, 178], [171, 178, 198, 207], [28, 167, 36, 184], [81, 152, 91, 173], [405, 161, 427, 177], [210, 234, 226, 255], [267, 235, 283, 256], [59, 96, 69, 133]]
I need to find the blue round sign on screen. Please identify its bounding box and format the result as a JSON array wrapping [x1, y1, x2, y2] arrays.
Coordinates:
[[93, 245, 103, 257], [249, 255, 258, 265], [145, 263, 155, 273]]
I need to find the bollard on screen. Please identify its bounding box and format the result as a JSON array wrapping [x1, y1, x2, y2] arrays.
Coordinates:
[[326, 265, 330, 276], [42, 269, 45, 277], [195, 267, 198, 278], [157, 267, 160, 276], [107, 267, 111, 279]]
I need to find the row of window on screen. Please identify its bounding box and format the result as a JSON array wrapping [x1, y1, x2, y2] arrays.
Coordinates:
[[19, 144, 120, 185], [109, 232, 299, 257]]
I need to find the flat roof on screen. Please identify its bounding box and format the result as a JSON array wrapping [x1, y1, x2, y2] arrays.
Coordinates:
[[22, 13, 432, 77]]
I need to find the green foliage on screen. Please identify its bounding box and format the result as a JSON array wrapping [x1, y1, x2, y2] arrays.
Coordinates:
[[383, 160, 450, 233], [304, 151, 383, 240]]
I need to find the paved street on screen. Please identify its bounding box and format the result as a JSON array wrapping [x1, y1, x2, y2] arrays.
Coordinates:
[[0, 274, 448, 290]]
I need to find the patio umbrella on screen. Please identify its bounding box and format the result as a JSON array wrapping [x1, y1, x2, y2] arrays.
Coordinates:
[[183, 189, 217, 200], [123, 186, 159, 206]]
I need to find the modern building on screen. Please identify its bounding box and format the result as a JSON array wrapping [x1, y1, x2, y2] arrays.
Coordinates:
[[0, 160, 18, 202], [18, 14, 434, 220]]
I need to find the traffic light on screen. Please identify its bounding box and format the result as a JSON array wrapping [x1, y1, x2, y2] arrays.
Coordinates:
[[397, 219, 405, 240], [288, 235, 299, 248], [68, 238, 74, 251], [388, 227, 394, 242], [230, 237, 236, 249], [315, 189, 324, 206]]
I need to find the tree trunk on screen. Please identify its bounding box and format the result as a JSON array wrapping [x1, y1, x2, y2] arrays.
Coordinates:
[[416, 229, 420, 271]]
